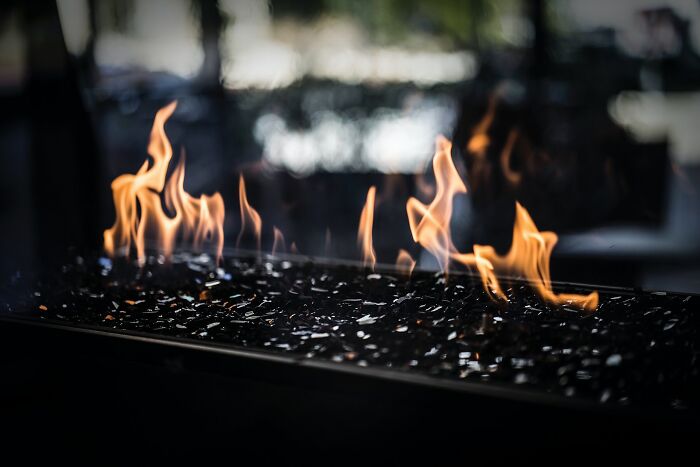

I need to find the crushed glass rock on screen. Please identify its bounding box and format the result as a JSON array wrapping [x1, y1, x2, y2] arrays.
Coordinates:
[[2, 253, 698, 411]]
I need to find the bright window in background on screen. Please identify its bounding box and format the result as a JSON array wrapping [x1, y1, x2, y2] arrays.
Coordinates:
[[557, 0, 700, 164], [220, 0, 488, 174], [59, 0, 203, 78]]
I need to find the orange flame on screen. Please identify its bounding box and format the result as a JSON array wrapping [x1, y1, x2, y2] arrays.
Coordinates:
[[164, 154, 225, 262], [407, 135, 598, 311], [499, 128, 522, 186], [358, 186, 377, 269], [104, 102, 176, 260], [467, 92, 499, 156], [103, 102, 225, 264], [272, 226, 286, 255], [406, 136, 466, 273], [458, 203, 599, 311], [396, 249, 416, 276], [236, 175, 262, 252]]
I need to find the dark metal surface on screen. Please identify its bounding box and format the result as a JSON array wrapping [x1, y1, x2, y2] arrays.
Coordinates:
[[0, 312, 696, 462]]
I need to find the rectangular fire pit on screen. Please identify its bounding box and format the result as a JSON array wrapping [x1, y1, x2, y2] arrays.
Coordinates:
[[1, 253, 699, 460], [3, 252, 699, 409]]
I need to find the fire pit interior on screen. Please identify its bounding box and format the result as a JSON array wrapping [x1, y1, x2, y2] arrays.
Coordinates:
[[5, 252, 699, 412]]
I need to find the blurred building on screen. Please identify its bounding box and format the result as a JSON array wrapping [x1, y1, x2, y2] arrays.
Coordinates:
[[1, 0, 699, 291]]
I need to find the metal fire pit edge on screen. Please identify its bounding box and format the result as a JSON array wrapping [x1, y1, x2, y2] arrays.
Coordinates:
[[1, 254, 698, 460], [0, 311, 697, 460]]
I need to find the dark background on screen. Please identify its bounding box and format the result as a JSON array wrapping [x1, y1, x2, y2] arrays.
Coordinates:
[[1, 0, 699, 292]]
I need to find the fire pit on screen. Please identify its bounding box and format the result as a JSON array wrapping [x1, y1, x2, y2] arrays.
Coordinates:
[[3, 251, 699, 412], [4, 100, 697, 414]]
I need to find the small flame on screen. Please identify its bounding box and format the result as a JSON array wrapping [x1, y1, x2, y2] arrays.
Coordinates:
[[499, 128, 522, 186], [467, 92, 499, 156], [406, 136, 466, 273], [236, 175, 262, 252], [396, 249, 416, 276], [272, 226, 286, 255], [104, 102, 225, 264], [358, 186, 377, 269]]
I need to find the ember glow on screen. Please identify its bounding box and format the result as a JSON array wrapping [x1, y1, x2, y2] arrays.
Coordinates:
[[104, 102, 225, 264], [358, 186, 377, 270]]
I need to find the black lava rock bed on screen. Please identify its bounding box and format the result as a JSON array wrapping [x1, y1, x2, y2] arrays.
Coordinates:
[[2, 252, 699, 412]]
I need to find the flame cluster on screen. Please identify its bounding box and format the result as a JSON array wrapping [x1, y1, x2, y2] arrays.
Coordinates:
[[407, 136, 598, 312], [104, 102, 224, 264], [104, 102, 597, 313], [104, 102, 280, 264]]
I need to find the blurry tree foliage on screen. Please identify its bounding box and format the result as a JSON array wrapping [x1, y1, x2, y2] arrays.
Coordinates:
[[271, 0, 523, 48]]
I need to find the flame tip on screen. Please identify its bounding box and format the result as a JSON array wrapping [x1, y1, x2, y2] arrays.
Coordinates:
[[358, 185, 377, 269], [237, 174, 262, 252]]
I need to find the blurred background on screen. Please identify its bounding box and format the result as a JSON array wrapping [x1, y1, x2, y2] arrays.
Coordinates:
[[0, 0, 699, 292]]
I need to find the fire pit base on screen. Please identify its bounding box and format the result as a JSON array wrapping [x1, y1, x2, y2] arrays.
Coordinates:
[[0, 315, 696, 462], [3, 253, 700, 411]]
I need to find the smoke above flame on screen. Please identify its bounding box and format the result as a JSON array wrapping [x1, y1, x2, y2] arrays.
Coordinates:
[[103, 101, 225, 264]]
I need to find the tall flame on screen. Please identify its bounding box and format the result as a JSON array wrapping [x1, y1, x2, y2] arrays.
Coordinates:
[[396, 249, 416, 277], [236, 175, 262, 251], [358, 186, 377, 269], [164, 153, 225, 261], [103, 102, 225, 264], [406, 136, 466, 273]]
